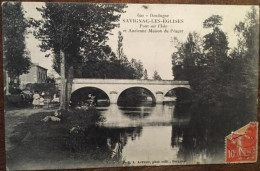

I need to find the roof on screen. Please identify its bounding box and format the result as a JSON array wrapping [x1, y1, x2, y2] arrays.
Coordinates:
[[31, 63, 48, 71]]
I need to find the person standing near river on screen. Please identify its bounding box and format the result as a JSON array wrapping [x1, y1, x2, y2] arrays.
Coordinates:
[[32, 91, 40, 109], [39, 95, 45, 108]]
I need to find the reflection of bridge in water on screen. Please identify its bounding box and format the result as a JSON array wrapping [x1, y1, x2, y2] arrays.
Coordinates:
[[72, 79, 190, 104]]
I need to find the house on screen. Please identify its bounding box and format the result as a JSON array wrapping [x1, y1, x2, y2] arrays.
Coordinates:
[[19, 63, 48, 88]]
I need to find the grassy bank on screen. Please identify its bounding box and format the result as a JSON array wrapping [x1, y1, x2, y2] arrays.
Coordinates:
[[6, 107, 109, 169]]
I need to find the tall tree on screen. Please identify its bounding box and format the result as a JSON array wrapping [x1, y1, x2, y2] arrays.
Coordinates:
[[172, 32, 203, 81], [231, 7, 259, 122], [199, 15, 229, 104], [143, 69, 148, 79], [203, 15, 229, 66], [234, 7, 259, 96], [80, 31, 146, 80], [130, 59, 144, 79], [2, 2, 31, 91], [152, 70, 162, 80], [116, 31, 128, 63], [32, 3, 126, 109]]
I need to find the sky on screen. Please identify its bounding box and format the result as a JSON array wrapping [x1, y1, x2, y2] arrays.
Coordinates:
[[22, 2, 254, 79]]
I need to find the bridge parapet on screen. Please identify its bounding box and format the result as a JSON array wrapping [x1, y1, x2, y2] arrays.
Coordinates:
[[73, 78, 189, 85]]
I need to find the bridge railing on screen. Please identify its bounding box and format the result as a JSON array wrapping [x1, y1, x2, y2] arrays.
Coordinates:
[[73, 78, 189, 85]]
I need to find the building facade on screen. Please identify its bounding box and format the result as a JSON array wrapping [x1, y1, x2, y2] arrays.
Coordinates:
[[20, 63, 48, 88]]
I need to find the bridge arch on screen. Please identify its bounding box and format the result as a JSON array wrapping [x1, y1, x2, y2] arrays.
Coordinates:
[[70, 86, 110, 107], [117, 86, 156, 106], [164, 87, 191, 102]]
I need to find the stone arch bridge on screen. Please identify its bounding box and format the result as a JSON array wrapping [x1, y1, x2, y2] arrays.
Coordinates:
[[72, 79, 190, 104]]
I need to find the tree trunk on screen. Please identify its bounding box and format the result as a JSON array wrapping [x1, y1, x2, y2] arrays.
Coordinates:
[[66, 65, 74, 109], [59, 49, 67, 110], [4, 71, 10, 95]]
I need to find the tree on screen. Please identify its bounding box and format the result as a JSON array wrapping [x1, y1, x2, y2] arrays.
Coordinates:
[[32, 3, 126, 109], [203, 15, 228, 66], [152, 70, 162, 80], [130, 59, 144, 79], [172, 15, 230, 104], [117, 31, 128, 63], [203, 15, 223, 29], [80, 31, 146, 80], [2, 2, 31, 91], [231, 7, 259, 122], [234, 7, 258, 95], [143, 69, 148, 79], [172, 32, 203, 81], [202, 15, 229, 104], [171, 9, 259, 158]]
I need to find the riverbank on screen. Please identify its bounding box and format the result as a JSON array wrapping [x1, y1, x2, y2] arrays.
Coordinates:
[[5, 106, 58, 151], [5, 106, 107, 170]]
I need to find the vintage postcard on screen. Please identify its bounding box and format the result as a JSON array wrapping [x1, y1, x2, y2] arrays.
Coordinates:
[[2, 2, 259, 170]]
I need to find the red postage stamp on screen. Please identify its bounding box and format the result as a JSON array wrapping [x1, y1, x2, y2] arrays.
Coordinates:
[[225, 122, 258, 163]]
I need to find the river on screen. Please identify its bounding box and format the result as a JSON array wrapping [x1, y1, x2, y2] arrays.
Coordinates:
[[93, 102, 224, 166]]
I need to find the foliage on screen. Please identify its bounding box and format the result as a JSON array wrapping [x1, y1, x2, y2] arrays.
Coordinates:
[[172, 15, 230, 104], [31, 3, 126, 109], [59, 108, 105, 128], [233, 6, 259, 101], [46, 76, 56, 83], [32, 3, 126, 74], [143, 69, 148, 79], [2, 2, 31, 86], [130, 58, 144, 79], [203, 15, 223, 28], [152, 70, 162, 80], [25, 83, 59, 98], [172, 32, 203, 81], [80, 31, 145, 79], [117, 31, 128, 62], [81, 57, 145, 79], [172, 8, 259, 161]]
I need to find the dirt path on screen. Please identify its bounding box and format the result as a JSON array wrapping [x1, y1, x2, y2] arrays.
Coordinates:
[[4, 107, 57, 151]]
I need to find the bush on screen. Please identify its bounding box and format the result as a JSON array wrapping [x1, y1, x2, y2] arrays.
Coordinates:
[[25, 83, 59, 98], [58, 108, 106, 154], [60, 107, 105, 129]]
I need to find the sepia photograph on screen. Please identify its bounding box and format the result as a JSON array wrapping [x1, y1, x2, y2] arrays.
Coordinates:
[[2, 2, 259, 170]]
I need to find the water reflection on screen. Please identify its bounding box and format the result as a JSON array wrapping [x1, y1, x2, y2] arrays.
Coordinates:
[[122, 126, 182, 164], [92, 102, 192, 165], [98, 103, 188, 128]]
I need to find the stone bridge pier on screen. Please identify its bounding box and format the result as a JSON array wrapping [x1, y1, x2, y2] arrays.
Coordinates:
[[71, 79, 190, 104]]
